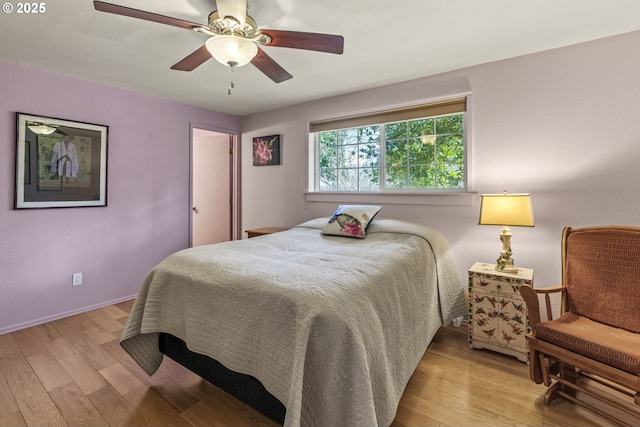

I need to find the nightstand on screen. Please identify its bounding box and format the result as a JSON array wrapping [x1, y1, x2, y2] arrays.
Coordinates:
[[468, 262, 533, 363], [245, 227, 288, 238]]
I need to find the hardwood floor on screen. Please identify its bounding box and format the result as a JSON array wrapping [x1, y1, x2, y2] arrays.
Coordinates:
[[0, 301, 631, 427]]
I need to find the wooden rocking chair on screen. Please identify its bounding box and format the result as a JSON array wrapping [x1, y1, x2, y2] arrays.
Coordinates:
[[519, 226, 640, 426]]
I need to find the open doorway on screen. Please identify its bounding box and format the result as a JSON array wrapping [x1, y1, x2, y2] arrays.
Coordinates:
[[190, 124, 240, 247]]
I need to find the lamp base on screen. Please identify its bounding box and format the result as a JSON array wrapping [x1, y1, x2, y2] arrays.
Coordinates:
[[495, 226, 518, 273], [496, 251, 518, 273], [495, 260, 518, 273]]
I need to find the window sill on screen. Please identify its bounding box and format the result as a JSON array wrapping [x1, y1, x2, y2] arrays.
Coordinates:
[[305, 191, 476, 206]]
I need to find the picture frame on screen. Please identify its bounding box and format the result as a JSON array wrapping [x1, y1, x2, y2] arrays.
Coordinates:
[[252, 134, 280, 166], [15, 113, 108, 209]]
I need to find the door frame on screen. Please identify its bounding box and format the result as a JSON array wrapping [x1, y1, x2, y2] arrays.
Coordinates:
[[189, 123, 241, 246]]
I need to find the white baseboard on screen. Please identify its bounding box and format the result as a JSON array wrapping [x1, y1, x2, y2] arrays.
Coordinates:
[[0, 294, 137, 336]]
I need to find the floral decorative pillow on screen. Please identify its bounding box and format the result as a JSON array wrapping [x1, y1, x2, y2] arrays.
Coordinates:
[[322, 205, 382, 238]]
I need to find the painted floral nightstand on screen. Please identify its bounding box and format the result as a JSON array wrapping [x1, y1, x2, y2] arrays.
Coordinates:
[[468, 262, 533, 363]]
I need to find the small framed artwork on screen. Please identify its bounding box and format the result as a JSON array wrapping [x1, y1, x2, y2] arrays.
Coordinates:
[[15, 112, 109, 209], [252, 134, 280, 166]]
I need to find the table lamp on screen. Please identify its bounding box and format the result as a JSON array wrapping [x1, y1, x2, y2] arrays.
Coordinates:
[[478, 192, 534, 273]]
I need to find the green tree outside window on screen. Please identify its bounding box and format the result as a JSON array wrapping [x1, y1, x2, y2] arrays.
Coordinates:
[[318, 112, 465, 191]]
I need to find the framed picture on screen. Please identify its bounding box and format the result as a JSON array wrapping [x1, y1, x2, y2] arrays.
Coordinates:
[[252, 134, 280, 166], [15, 113, 108, 209]]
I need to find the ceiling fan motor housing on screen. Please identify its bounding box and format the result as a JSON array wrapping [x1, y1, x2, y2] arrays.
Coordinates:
[[208, 11, 257, 38]]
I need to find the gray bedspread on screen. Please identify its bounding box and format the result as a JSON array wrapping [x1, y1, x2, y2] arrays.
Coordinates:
[[121, 218, 466, 427]]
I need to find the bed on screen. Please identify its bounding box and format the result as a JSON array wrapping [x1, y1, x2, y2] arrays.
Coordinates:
[[120, 217, 467, 427]]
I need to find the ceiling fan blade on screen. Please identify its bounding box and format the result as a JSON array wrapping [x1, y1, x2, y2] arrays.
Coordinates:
[[215, 0, 247, 25], [251, 48, 293, 83], [171, 46, 212, 71], [93, 1, 206, 31], [258, 30, 344, 54]]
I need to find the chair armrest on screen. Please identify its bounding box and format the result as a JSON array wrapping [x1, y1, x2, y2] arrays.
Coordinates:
[[534, 284, 566, 322], [519, 284, 566, 329], [532, 284, 565, 295]]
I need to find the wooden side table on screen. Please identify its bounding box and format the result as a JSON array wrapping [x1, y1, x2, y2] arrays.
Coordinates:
[[245, 227, 288, 238], [468, 262, 534, 363]]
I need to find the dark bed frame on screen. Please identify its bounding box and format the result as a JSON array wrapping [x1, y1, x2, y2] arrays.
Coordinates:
[[158, 333, 286, 424]]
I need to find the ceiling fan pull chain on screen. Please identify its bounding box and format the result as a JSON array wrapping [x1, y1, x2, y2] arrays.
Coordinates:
[[228, 65, 236, 95]]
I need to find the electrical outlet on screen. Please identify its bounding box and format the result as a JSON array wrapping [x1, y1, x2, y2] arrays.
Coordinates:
[[72, 273, 83, 286]]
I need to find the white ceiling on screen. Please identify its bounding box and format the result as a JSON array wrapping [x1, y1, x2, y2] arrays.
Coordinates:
[[2, 0, 640, 116]]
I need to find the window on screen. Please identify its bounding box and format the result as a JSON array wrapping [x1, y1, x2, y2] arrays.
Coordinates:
[[310, 97, 467, 193]]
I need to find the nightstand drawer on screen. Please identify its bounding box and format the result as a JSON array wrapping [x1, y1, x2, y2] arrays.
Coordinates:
[[471, 276, 522, 297]]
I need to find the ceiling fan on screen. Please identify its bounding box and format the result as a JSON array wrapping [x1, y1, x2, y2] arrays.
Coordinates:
[[93, 0, 344, 84]]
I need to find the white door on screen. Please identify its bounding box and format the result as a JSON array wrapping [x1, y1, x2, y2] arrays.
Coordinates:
[[192, 131, 232, 246]]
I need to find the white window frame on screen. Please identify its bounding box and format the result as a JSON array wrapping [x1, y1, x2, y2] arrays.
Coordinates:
[[306, 96, 473, 206]]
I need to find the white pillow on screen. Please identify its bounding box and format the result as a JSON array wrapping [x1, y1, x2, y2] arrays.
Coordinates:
[[322, 205, 382, 238]]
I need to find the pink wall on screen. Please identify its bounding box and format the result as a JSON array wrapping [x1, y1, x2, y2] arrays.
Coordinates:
[[0, 61, 240, 334]]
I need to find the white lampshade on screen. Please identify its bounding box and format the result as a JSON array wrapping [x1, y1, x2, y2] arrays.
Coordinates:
[[478, 193, 534, 227], [27, 124, 56, 135], [205, 35, 258, 67]]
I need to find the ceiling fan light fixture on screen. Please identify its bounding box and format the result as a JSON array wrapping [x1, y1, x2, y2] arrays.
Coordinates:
[[205, 35, 258, 67]]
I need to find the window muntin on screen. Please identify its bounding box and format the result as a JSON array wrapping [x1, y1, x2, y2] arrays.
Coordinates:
[[316, 112, 465, 192]]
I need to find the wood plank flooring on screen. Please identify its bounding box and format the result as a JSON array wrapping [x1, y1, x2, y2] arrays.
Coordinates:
[[0, 300, 632, 426]]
